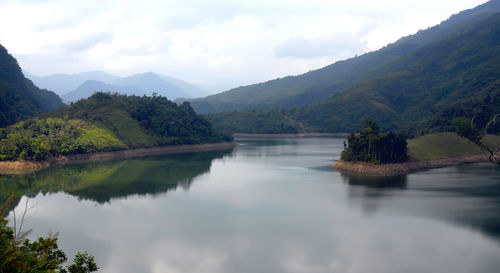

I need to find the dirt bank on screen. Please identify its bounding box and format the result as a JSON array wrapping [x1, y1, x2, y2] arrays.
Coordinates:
[[333, 154, 490, 176], [233, 132, 348, 138], [0, 142, 238, 175]]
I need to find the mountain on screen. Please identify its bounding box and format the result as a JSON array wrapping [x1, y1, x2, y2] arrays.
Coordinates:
[[26, 71, 120, 95], [201, 0, 500, 135], [188, 0, 500, 115], [28, 71, 207, 102], [0, 43, 63, 128], [0, 92, 232, 161], [61, 80, 127, 102], [109, 72, 192, 99], [294, 11, 500, 133]]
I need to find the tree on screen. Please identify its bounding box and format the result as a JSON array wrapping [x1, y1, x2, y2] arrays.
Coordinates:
[[454, 114, 500, 164], [340, 120, 408, 164]]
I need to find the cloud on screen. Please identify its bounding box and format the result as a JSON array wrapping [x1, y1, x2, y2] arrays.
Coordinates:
[[275, 33, 368, 59], [61, 31, 114, 53], [0, 0, 490, 85]]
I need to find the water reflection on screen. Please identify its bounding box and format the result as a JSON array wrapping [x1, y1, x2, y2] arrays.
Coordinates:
[[0, 150, 232, 204], [339, 163, 500, 241], [4, 138, 500, 273], [340, 171, 407, 189]]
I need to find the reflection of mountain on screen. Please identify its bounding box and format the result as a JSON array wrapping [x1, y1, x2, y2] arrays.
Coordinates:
[[339, 164, 500, 241], [0, 150, 231, 204]]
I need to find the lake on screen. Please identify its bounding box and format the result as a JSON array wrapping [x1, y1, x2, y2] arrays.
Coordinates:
[[2, 137, 500, 273]]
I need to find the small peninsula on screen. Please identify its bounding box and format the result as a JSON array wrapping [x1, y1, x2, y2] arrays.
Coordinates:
[[0, 92, 235, 174], [333, 120, 500, 176]]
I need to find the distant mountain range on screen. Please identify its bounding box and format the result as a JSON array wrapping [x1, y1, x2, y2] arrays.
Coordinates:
[[26, 71, 207, 102], [197, 0, 500, 134], [0, 43, 63, 128]]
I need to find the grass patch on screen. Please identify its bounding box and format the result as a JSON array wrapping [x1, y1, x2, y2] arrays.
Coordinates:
[[408, 132, 500, 160]]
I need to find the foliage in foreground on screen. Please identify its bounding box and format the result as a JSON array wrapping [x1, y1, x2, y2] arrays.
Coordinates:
[[0, 196, 98, 273], [0, 92, 232, 161], [340, 119, 408, 164]]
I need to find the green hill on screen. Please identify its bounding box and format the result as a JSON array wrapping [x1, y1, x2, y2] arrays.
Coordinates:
[[295, 11, 500, 133], [0, 43, 63, 128], [188, 0, 499, 116], [408, 133, 500, 160], [196, 0, 500, 134], [0, 92, 232, 161]]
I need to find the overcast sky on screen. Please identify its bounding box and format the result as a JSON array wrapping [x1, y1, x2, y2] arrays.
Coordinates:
[[0, 0, 488, 89]]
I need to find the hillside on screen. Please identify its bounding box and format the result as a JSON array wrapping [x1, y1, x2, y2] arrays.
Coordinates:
[[0, 92, 231, 161], [202, 0, 500, 134], [295, 11, 500, 133], [188, 0, 499, 114], [407, 132, 500, 160], [0, 43, 64, 128]]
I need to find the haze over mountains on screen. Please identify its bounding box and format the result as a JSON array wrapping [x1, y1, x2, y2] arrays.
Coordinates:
[[26, 71, 207, 102]]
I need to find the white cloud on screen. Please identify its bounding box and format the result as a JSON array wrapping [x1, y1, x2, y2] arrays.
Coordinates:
[[0, 0, 489, 87]]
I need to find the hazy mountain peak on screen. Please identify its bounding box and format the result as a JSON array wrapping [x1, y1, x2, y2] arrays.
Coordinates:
[[51, 71, 207, 102]]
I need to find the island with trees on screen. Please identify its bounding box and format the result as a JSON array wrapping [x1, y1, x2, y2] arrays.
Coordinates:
[[334, 119, 500, 175]]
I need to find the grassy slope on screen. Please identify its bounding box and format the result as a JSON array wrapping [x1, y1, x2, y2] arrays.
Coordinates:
[[408, 132, 500, 160]]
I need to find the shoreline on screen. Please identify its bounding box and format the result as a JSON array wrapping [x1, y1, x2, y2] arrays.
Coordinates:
[[0, 141, 238, 175], [332, 154, 491, 176], [233, 132, 348, 138]]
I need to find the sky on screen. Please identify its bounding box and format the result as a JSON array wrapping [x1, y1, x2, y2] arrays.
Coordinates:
[[0, 0, 489, 90]]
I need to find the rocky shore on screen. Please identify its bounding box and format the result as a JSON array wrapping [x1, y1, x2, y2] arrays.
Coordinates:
[[333, 154, 490, 176], [0, 141, 238, 175]]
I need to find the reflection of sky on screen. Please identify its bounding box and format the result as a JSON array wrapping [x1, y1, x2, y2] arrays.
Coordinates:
[[10, 137, 500, 273]]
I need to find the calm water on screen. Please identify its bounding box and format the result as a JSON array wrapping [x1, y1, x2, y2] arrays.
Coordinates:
[[2, 137, 500, 273]]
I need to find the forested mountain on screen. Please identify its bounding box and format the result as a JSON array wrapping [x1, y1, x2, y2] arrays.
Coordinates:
[[0, 92, 231, 161], [202, 0, 500, 134], [294, 10, 500, 133], [0, 43, 63, 128], [28, 71, 207, 102]]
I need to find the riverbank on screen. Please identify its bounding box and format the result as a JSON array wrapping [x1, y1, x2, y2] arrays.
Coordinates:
[[0, 141, 238, 175], [233, 132, 348, 138], [333, 154, 491, 176]]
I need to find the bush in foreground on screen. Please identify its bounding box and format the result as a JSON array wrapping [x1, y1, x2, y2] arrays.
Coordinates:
[[0, 196, 98, 273]]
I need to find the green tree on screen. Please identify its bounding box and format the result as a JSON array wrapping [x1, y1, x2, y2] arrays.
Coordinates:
[[454, 114, 500, 164], [341, 120, 408, 164]]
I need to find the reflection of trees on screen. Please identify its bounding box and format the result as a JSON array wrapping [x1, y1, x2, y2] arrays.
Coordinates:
[[340, 168, 500, 241], [339, 171, 408, 215], [340, 171, 407, 189], [0, 150, 232, 205]]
